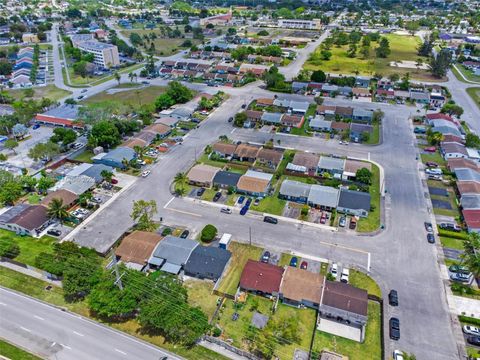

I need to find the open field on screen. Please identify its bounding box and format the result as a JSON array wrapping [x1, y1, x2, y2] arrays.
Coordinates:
[[305, 34, 434, 80], [216, 242, 263, 296], [7, 85, 71, 102], [81, 85, 166, 108], [312, 301, 381, 360], [466, 87, 480, 109], [0, 339, 42, 360]]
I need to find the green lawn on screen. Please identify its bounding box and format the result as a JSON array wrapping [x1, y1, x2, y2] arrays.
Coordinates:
[[467, 347, 480, 359], [431, 190, 460, 218], [0, 266, 227, 360], [305, 34, 434, 80], [215, 295, 316, 360], [0, 339, 42, 360], [81, 85, 166, 109], [27, 194, 41, 204], [184, 279, 219, 320], [0, 230, 56, 267], [197, 153, 228, 169], [278, 253, 294, 267], [312, 302, 381, 360], [250, 196, 286, 215], [217, 242, 263, 296], [440, 236, 464, 250], [420, 151, 447, 168], [7, 85, 71, 102], [73, 149, 94, 163], [357, 164, 380, 232], [466, 87, 480, 110], [453, 64, 480, 83], [290, 105, 316, 137], [365, 123, 380, 145], [201, 188, 218, 201], [349, 270, 382, 298]]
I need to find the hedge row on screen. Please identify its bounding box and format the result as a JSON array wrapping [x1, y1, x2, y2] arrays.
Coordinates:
[[438, 229, 469, 240], [459, 315, 480, 327]]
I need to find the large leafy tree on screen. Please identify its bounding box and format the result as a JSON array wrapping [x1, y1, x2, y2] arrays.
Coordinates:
[[356, 168, 373, 185], [63, 256, 102, 302], [28, 141, 60, 162], [430, 49, 452, 78], [0, 180, 22, 205], [462, 233, 480, 278], [88, 120, 121, 149]]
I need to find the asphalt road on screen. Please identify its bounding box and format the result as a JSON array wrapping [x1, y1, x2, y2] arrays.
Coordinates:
[[0, 287, 180, 360]]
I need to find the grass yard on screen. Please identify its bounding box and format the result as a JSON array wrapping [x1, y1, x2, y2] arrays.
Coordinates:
[[453, 64, 480, 83], [420, 151, 447, 168], [0, 339, 42, 360], [0, 230, 56, 267], [305, 34, 432, 80], [357, 164, 380, 232], [290, 105, 316, 137], [278, 253, 294, 267], [27, 193, 41, 204], [365, 123, 380, 145], [73, 149, 94, 163], [81, 85, 166, 109], [466, 87, 480, 110], [215, 295, 316, 360], [0, 267, 227, 360], [349, 270, 382, 298], [201, 188, 218, 201], [467, 347, 480, 359], [312, 301, 381, 360], [7, 85, 71, 102], [197, 153, 228, 169], [216, 242, 263, 296], [184, 279, 219, 320], [440, 236, 464, 250], [431, 189, 460, 218], [250, 196, 286, 215]]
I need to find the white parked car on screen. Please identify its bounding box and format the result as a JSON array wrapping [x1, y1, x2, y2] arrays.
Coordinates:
[[331, 263, 338, 279], [340, 268, 350, 283], [393, 350, 404, 360], [141, 170, 151, 178], [463, 325, 480, 336], [220, 207, 232, 214]]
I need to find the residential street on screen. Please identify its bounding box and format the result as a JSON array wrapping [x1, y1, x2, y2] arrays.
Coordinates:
[[0, 287, 179, 360]]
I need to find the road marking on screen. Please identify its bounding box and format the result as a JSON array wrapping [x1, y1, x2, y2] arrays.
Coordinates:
[[60, 344, 71, 350], [115, 348, 127, 355], [166, 207, 202, 217], [73, 331, 84, 337], [163, 196, 175, 209], [367, 252, 371, 272], [230, 128, 236, 134], [34, 315, 45, 321], [20, 327, 31, 332]]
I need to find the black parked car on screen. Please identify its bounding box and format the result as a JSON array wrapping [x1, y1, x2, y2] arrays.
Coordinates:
[[213, 192, 222, 202], [467, 336, 480, 346], [424, 222, 433, 232], [197, 188, 205, 196], [180, 230, 189, 239], [388, 290, 398, 306], [261, 251, 271, 263], [263, 216, 278, 224], [47, 229, 61, 237], [389, 317, 400, 340], [427, 233, 435, 244]]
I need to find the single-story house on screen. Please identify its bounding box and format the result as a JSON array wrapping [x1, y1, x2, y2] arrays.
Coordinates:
[[350, 123, 374, 142], [245, 110, 263, 123], [317, 156, 345, 177], [0, 204, 30, 232], [337, 189, 371, 217], [352, 87, 371, 98], [92, 147, 137, 169], [256, 98, 274, 107], [115, 231, 163, 270], [355, 76, 370, 88], [463, 209, 480, 233], [52, 175, 96, 195], [212, 171, 242, 190], [187, 164, 219, 187], [441, 142, 468, 159], [309, 116, 332, 132], [331, 121, 351, 132], [279, 180, 311, 203], [352, 108, 373, 123], [316, 105, 336, 117], [434, 126, 463, 138], [256, 148, 283, 169], [335, 106, 354, 120], [155, 116, 179, 128], [34, 105, 84, 130], [456, 168, 480, 183], [409, 91, 430, 103], [292, 152, 320, 174], [1, 205, 49, 236], [184, 245, 232, 281], [261, 112, 283, 125], [239, 259, 284, 297], [67, 163, 115, 184], [237, 170, 273, 197], [233, 143, 261, 162], [318, 280, 368, 342], [122, 138, 148, 149], [467, 148, 480, 162], [212, 142, 237, 158], [457, 181, 480, 196], [40, 189, 78, 208], [280, 267, 324, 308], [281, 114, 304, 128], [307, 185, 340, 210], [148, 236, 199, 274], [461, 194, 480, 210], [144, 123, 172, 138], [343, 160, 372, 181], [448, 158, 479, 172]]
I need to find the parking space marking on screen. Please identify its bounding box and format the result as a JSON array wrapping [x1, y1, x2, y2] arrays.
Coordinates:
[[163, 197, 175, 209]]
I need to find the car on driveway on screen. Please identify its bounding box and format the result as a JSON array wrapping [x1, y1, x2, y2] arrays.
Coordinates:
[[449, 264, 470, 274], [450, 273, 471, 283], [237, 196, 245, 204], [389, 290, 399, 306], [180, 230, 189, 239], [261, 251, 271, 263], [467, 336, 480, 346], [263, 216, 278, 224], [213, 192, 222, 202], [32, 124, 40, 130], [426, 161, 438, 168], [245, 198, 252, 207], [197, 188, 205, 196], [463, 326, 480, 336], [289, 257, 298, 267], [221, 207, 232, 214], [47, 229, 61, 236], [320, 212, 327, 224], [330, 263, 338, 279], [424, 222, 433, 232], [240, 205, 248, 215], [389, 317, 400, 340], [424, 146, 436, 152], [340, 268, 349, 283], [349, 218, 357, 230], [300, 261, 308, 270], [393, 350, 404, 360], [439, 222, 461, 232], [427, 233, 435, 244], [339, 216, 346, 227]]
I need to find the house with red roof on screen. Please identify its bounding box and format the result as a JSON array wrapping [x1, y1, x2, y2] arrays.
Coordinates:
[[34, 105, 84, 129], [239, 259, 284, 297], [463, 209, 480, 233]]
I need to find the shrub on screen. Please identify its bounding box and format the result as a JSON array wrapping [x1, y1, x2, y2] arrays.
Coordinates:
[[212, 327, 222, 337], [161, 227, 172, 236], [201, 224, 217, 242], [438, 229, 468, 240], [459, 315, 480, 327], [0, 237, 20, 259]]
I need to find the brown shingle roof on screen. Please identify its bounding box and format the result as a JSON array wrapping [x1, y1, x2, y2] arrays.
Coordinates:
[[321, 280, 368, 316], [234, 143, 260, 159], [41, 189, 78, 208], [212, 142, 237, 155], [331, 121, 350, 131], [292, 152, 320, 169], [9, 205, 48, 231], [281, 114, 303, 125], [281, 267, 324, 304], [237, 176, 270, 193], [256, 148, 283, 164], [317, 105, 336, 114], [344, 159, 372, 174], [447, 158, 479, 171], [256, 98, 274, 106], [115, 231, 163, 266], [144, 123, 172, 135], [245, 110, 263, 120], [352, 87, 371, 95], [187, 164, 219, 184], [240, 259, 284, 294], [335, 106, 354, 117], [457, 181, 480, 196], [122, 138, 148, 149]]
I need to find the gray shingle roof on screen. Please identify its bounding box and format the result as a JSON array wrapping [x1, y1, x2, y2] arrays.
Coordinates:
[[184, 245, 231, 280], [279, 180, 311, 198], [261, 112, 283, 124], [150, 236, 198, 267], [213, 171, 242, 187], [461, 194, 480, 209], [307, 185, 339, 207], [103, 147, 136, 162], [309, 116, 332, 129], [338, 189, 371, 211], [456, 168, 480, 183], [318, 156, 345, 171]]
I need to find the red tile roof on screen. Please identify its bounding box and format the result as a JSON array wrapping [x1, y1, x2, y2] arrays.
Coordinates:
[[239, 259, 284, 294], [463, 209, 480, 230], [35, 114, 84, 128]]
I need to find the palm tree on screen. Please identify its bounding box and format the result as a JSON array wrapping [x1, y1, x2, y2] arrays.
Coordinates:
[[100, 170, 113, 183], [174, 172, 188, 194], [133, 145, 143, 159], [47, 198, 69, 224], [114, 72, 121, 85]]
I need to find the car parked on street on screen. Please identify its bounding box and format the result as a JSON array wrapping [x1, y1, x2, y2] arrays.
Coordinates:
[[463, 326, 480, 336], [221, 207, 232, 214], [389, 289, 399, 306], [389, 317, 400, 340], [263, 216, 278, 224], [467, 336, 480, 346], [393, 350, 404, 360], [289, 257, 298, 267], [424, 222, 433, 232], [141, 170, 151, 178], [427, 233, 435, 244]]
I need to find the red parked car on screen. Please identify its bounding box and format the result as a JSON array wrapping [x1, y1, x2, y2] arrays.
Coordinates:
[[300, 261, 308, 270], [111, 178, 118, 184], [424, 146, 437, 153]]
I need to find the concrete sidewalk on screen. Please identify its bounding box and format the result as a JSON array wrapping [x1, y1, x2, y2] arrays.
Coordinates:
[[0, 261, 62, 287], [447, 294, 480, 318]]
